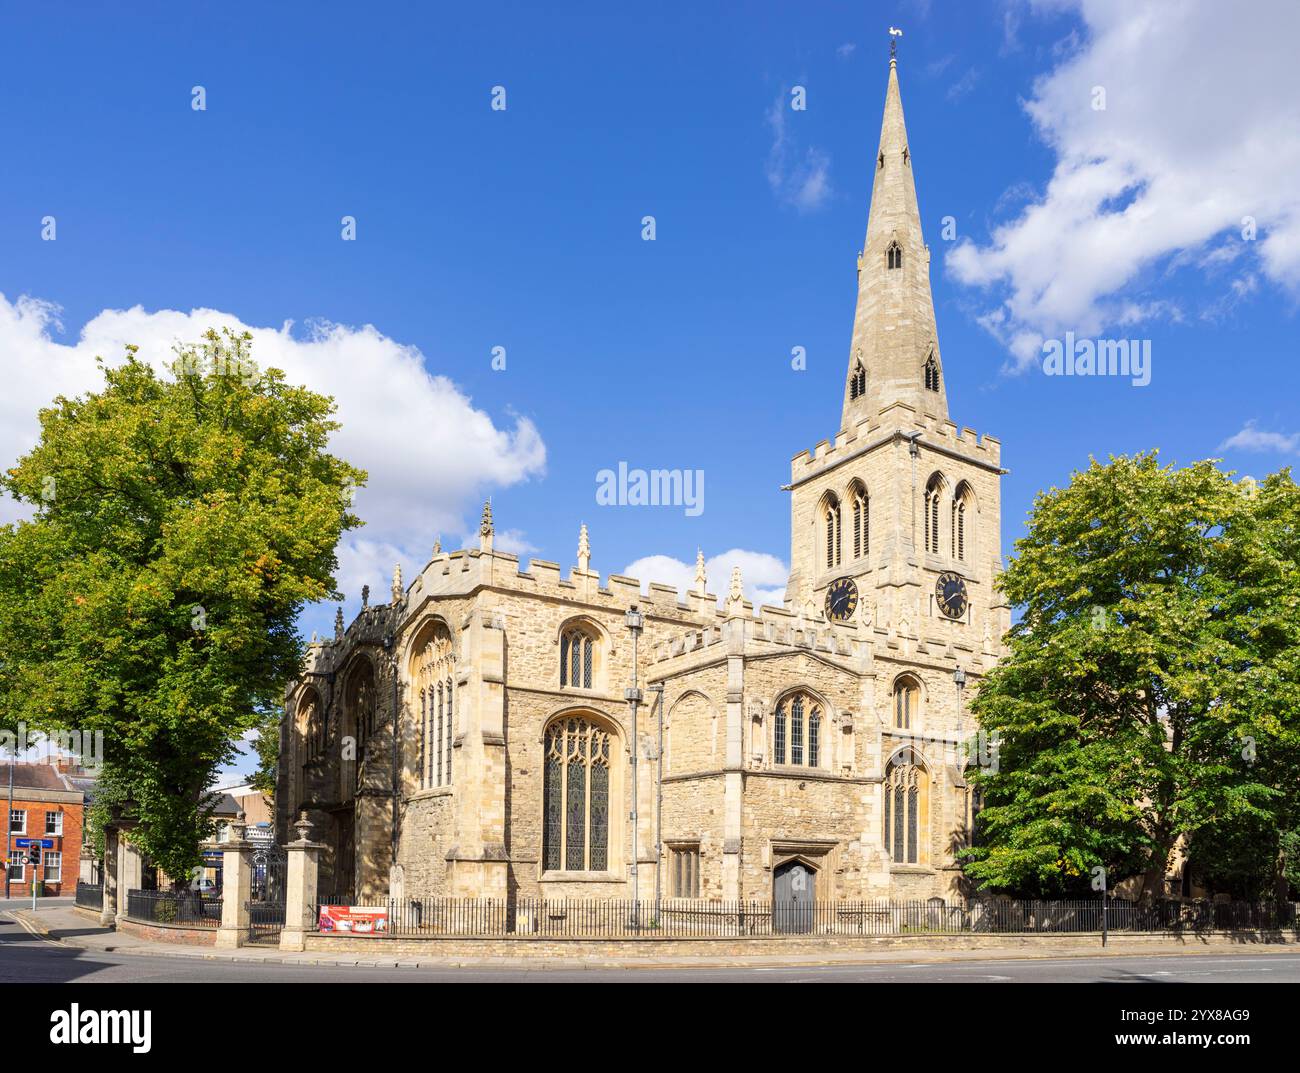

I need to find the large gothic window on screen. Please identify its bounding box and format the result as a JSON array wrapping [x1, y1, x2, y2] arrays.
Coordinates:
[[560, 625, 596, 689], [887, 241, 902, 270], [850, 482, 869, 561], [543, 717, 613, 872], [883, 755, 927, 865], [824, 496, 842, 570], [773, 693, 822, 768], [343, 661, 377, 793], [411, 621, 455, 790]]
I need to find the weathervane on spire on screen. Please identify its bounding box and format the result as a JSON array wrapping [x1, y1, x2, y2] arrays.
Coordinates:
[[889, 25, 903, 62]]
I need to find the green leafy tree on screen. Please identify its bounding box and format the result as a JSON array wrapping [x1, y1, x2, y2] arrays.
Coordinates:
[[0, 329, 364, 885], [965, 454, 1297, 899]]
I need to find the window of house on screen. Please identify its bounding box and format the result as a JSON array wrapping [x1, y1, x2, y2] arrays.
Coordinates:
[[773, 693, 822, 767], [883, 758, 927, 865], [9, 809, 25, 834], [8, 852, 23, 883], [671, 845, 701, 898], [45, 811, 62, 836], [543, 717, 613, 872], [43, 851, 61, 883], [560, 626, 596, 689]]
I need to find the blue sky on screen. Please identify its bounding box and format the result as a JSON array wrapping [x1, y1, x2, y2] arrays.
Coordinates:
[[2, 0, 1298, 687]]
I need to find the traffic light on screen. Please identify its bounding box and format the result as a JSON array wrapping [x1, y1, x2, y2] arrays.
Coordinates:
[[27, 845, 40, 866]]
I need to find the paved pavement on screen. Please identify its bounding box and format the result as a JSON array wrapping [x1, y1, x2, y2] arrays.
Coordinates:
[[4, 903, 1299, 981]]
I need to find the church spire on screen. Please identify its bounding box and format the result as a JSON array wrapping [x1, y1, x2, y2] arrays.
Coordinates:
[[842, 46, 948, 430]]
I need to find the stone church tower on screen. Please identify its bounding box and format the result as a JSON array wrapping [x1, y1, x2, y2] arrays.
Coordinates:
[[277, 53, 1008, 908]]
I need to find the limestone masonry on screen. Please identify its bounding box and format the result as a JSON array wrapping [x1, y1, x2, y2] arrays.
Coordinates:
[[276, 54, 1009, 906]]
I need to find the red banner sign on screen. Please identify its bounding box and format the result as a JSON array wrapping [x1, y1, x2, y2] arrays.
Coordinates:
[[317, 905, 389, 934]]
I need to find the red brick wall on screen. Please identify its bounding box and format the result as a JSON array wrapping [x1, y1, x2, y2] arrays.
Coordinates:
[[3, 796, 85, 897]]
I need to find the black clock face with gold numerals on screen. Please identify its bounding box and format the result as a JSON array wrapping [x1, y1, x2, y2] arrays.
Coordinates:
[[935, 571, 968, 620], [824, 577, 859, 622]]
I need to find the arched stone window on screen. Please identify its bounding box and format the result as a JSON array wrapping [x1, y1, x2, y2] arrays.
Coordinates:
[[298, 688, 325, 768], [887, 241, 902, 270], [893, 675, 921, 731], [924, 351, 940, 392], [848, 360, 866, 401], [849, 481, 869, 561], [952, 482, 973, 563], [773, 692, 823, 768], [411, 620, 455, 789], [883, 752, 928, 865], [542, 716, 614, 872], [560, 624, 597, 689], [343, 659, 377, 793], [924, 475, 945, 556], [823, 494, 842, 570]]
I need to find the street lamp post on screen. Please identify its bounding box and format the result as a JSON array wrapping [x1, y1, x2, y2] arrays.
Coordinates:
[[624, 607, 644, 931], [953, 666, 969, 846]]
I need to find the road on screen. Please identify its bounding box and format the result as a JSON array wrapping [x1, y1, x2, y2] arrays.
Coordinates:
[[3, 911, 1299, 982]]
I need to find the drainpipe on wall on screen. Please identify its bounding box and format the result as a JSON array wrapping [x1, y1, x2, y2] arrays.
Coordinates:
[[384, 632, 399, 897], [650, 682, 665, 920]]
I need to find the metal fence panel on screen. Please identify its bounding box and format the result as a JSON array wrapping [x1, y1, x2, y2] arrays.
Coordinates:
[[307, 896, 1300, 940]]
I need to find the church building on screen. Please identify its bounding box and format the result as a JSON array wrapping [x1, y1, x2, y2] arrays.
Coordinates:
[[276, 53, 1008, 906]]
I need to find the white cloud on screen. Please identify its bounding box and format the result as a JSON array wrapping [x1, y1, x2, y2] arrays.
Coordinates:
[[0, 294, 548, 619], [946, 67, 981, 101], [765, 92, 833, 213], [947, 0, 1300, 371], [836, 42, 857, 59], [623, 548, 789, 612], [1217, 421, 1300, 455]]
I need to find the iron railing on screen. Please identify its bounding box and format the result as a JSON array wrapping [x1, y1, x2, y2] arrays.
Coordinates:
[[308, 896, 1300, 939], [74, 881, 103, 912], [124, 889, 222, 929]]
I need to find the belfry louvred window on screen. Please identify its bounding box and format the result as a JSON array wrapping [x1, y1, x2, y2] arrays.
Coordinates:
[[825, 498, 842, 569], [887, 241, 902, 270], [924, 352, 939, 392], [849, 361, 866, 401], [924, 476, 943, 556], [543, 717, 612, 872], [851, 485, 868, 561]]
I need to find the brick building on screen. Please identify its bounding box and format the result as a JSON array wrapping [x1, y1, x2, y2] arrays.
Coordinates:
[[277, 53, 1008, 905], [3, 761, 87, 897]]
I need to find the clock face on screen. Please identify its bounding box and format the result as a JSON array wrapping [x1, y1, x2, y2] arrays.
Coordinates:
[[824, 577, 859, 622], [935, 571, 968, 620]]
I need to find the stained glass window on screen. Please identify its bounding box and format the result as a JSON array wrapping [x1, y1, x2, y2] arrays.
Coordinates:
[[809, 708, 821, 767], [774, 705, 787, 765], [445, 675, 453, 782], [791, 695, 804, 765], [543, 717, 613, 872], [884, 760, 926, 865]]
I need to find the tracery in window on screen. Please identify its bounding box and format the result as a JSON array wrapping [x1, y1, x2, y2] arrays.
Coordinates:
[[543, 717, 613, 872]]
